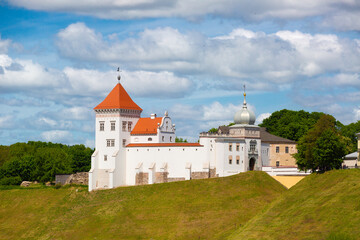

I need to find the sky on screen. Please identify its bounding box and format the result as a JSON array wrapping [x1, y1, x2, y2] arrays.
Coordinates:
[[1, 0, 360, 147]]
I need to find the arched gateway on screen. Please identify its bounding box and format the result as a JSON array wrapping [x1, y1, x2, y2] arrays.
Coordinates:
[[249, 158, 256, 171]]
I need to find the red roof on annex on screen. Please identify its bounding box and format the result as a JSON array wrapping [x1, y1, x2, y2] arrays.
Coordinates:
[[94, 83, 142, 111], [131, 117, 162, 135]]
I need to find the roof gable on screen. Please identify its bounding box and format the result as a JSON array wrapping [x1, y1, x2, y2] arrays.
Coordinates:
[[94, 83, 142, 111], [131, 117, 162, 135]]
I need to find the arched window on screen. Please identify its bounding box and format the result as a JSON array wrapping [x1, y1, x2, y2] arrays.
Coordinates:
[[148, 137, 152, 141]]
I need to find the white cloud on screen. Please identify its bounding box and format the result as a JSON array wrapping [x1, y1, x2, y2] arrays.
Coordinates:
[[256, 113, 271, 125], [41, 130, 72, 142], [0, 115, 13, 128], [55, 24, 360, 91], [8, 1, 360, 30], [0, 38, 11, 54], [60, 107, 92, 120]]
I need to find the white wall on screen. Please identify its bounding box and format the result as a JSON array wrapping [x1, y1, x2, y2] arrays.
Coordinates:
[[125, 146, 207, 185]]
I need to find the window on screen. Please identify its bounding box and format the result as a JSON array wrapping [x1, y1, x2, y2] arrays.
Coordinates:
[[111, 121, 115, 131], [276, 161, 280, 167], [170, 136, 172, 142], [107, 139, 115, 147], [229, 143, 232, 152], [276, 146, 280, 153], [128, 121, 132, 132], [122, 121, 127, 131], [100, 122, 104, 131], [104, 155, 107, 161], [148, 137, 152, 141], [236, 156, 240, 165], [250, 140, 256, 152], [285, 146, 289, 153], [236, 144, 240, 151], [229, 156, 233, 164], [122, 139, 126, 147], [162, 136, 165, 142]]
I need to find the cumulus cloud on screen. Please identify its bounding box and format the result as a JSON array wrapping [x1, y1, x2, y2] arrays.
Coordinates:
[[7, 0, 360, 30], [256, 113, 271, 125], [55, 24, 360, 92], [41, 130, 72, 142], [0, 115, 14, 128]]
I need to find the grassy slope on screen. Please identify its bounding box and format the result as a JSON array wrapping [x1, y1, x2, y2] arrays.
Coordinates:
[[228, 169, 360, 240], [0, 171, 285, 240]]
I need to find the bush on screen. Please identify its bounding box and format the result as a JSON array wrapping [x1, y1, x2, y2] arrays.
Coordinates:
[[54, 183, 62, 189], [0, 176, 22, 185]]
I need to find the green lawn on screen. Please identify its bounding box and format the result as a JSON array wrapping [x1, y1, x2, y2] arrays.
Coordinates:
[[228, 169, 360, 240], [0, 171, 285, 240]]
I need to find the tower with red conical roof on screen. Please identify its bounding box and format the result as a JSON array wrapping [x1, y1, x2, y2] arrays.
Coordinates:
[[89, 73, 142, 191]]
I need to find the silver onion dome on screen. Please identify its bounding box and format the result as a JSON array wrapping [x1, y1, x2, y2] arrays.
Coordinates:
[[234, 91, 256, 125]]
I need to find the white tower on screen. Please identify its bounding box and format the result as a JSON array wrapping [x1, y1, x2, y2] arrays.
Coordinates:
[[89, 72, 142, 191]]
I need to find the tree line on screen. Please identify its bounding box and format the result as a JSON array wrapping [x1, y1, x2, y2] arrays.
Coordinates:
[[0, 141, 93, 185]]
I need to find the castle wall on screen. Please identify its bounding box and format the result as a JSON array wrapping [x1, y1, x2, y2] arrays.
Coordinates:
[[126, 146, 210, 186]]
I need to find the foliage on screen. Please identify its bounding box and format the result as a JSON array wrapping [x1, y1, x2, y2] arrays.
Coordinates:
[[339, 121, 360, 152], [295, 115, 346, 172], [0, 176, 22, 185], [259, 109, 324, 141], [175, 137, 188, 143], [0, 141, 93, 184], [208, 127, 218, 133]]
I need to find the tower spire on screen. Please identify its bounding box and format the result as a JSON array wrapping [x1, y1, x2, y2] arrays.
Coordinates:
[[117, 67, 121, 84], [243, 84, 247, 109]]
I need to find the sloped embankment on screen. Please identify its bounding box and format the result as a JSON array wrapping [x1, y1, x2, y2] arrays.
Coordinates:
[[0, 171, 285, 240], [228, 169, 360, 240]]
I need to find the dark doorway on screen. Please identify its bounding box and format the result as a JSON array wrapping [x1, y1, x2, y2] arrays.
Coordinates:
[[249, 158, 256, 171]]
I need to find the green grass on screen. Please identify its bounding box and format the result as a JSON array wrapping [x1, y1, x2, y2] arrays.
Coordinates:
[[0, 171, 285, 240], [228, 169, 360, 240]]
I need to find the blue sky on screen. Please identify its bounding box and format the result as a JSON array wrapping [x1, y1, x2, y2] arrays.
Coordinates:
[[1, 0, 360, 147]]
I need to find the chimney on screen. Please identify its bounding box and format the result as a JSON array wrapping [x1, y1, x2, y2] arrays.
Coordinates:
[[150, 113, 157, 119]]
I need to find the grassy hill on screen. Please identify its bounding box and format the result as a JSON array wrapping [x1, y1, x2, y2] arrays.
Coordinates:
[[0, 171, 285, 240], [228, 169, 360, 240]]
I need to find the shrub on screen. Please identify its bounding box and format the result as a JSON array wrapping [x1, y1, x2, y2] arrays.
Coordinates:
[[0, 176, 22, 185]]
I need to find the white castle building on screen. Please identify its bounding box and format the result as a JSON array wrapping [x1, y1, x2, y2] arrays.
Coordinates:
[[89, 79, 301, 191]]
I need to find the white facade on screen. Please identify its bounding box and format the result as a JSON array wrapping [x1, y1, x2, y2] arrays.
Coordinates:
[[89, 83, 298, 191]]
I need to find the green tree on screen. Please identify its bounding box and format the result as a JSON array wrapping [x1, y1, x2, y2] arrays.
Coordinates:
[[259, 109, 324, 141], [295, 115, 346, 172], [175, 137, 188, 143]]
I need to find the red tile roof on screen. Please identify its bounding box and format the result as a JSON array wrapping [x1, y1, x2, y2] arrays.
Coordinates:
[[131, 117, 162, 135], [94, 83, 142, 111], [126, 143, 203, 147]]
